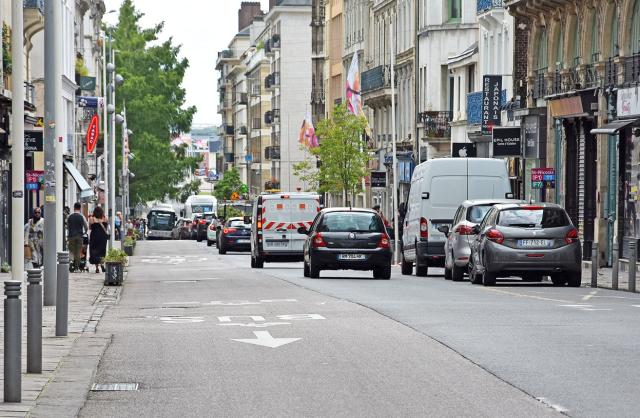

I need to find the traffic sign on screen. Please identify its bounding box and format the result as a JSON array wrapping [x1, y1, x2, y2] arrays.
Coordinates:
[[231, 192, 240, 201]]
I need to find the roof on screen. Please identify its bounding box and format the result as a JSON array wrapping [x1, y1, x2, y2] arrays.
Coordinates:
[[461, 199, 525, 207], [447, 42, 479, 66], [492, 202, 564, 210], [320, 207, 377, 214]]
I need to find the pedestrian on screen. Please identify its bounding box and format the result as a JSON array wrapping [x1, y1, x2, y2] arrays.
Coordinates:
[[24, 207, 44, 267], [115, 211, 123, 240], [373, 204, 390, 228], [89, 206, 109, 273], [67, 202, 88, 272]]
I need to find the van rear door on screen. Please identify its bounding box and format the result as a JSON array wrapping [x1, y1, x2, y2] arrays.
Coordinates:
[[288, 198, 320, 251], [262, 197, 319, 253]]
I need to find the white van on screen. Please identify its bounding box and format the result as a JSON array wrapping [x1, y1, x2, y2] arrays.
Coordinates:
[[251, 192, 322, 268], [183, 195, 217, 219], [401, 158, 513, 277]]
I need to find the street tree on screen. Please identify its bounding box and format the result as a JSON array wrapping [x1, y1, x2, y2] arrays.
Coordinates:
[[294, 104, 369, 203], [109, 0, 200, 204], [213, 168, 243, 201]]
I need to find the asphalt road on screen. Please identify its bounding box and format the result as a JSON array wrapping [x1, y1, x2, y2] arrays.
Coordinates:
[[80, 240, 640, 418]]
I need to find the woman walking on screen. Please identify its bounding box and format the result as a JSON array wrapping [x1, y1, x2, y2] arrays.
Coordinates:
[[89, 206, 109, 273], [24, 207, 45, 267]]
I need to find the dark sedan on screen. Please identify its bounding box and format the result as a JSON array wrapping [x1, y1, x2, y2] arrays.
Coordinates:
[[218, 217, 252, 254], [469, 203, 582, 286], [299, 208, 392, 280], [196, 212, 217, 242]]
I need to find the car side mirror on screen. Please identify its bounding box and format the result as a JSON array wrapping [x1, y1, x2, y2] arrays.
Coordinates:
[[437, 225, 449, 236], [297, 226, 309, 235], [471, 225, 481, 235], [505, 192, 514, 199], [243, 215, 251, 224]]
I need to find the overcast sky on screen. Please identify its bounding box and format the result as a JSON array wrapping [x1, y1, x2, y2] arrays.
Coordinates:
[[103, 0, 270, 129]]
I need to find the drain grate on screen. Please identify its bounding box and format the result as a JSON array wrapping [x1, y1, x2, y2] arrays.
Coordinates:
[[91, 383, 139, 391]]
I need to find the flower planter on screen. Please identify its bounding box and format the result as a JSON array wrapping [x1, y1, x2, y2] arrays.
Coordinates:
[[104, 261, 124, 286], [124, 245, 134, 256]]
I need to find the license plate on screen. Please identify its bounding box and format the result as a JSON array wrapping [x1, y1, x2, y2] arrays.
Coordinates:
[[338, 254, 366, 260], [266, 241, 288, 247], [517, 239, 552, 248], [236, 239, 250, 244]]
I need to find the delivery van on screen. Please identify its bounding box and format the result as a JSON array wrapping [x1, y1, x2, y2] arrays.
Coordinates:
[[401, 158, 513, 277], [251, 192, 322, 268]]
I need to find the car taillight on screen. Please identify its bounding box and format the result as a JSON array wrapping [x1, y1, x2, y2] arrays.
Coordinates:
[[199, 220, 206, 225], [565, 228, 579, 244], [378, 234, 391, 249], [486, 228, 504, 245], [420, 218, 428, 238], [223, 227, 237, 234], [209, 224, 216, 230], [455, 225, 474, 235], [257, 220, 262, 229], [312, 232, 327, 248]]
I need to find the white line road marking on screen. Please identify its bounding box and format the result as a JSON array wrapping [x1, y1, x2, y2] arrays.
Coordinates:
[[218, 315, 266, 323], [159, 316, 204, 324], [582, 290, 598, 301], [277, 314, 326, 321], [163, 280, 198, 284], [536, 397, 569, 413], [632, 305, 640, 308], [232, 331, 301, 348], [560, 304, 613, 312], [209, 299, 298, 306], [482, 288, 573, 304], [164, 301, 200, 305], [218, 322, 292, 328]]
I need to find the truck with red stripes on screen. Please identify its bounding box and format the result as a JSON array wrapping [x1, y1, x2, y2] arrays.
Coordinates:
[[251, 192, 322, 268]]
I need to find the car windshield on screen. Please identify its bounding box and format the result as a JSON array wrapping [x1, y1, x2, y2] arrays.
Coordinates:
[[204, 214, 216, 221], [148, 212, 175, 231], [228, 219, 251, 228], [318, 212, 384, 233], [192, 205, 213, 214], [467, 205, 493, 223], [497, 208, 570, 228]]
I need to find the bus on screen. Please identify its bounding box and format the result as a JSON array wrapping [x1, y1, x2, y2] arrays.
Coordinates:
[[183, 195, 217, 219], [146, 205, 177, 240]]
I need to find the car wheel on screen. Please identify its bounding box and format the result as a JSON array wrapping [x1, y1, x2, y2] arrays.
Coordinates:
[[444, 266, 452, 280], [401, 255, 413, 276], [218, 242, 227, 255], [255, 256, 264, 269], [415, 263, 428, 277], [567, 271, 582, 287], [207, 240, 212, 247], [451, 263, 465, 282], [197, 237, 202, 242], [373, 265, 391, 280], [309, 257, 320, 278], [303, 260, 310, 277], [250, 255, 256, 268], [482, 257, 496, 286], [551, 274, 567, 286], [469, 266, 483, 285]]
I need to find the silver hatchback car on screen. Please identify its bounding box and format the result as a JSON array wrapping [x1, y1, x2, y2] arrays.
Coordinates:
[[441, 199, 523, 281], [468, 203, 582, 287]]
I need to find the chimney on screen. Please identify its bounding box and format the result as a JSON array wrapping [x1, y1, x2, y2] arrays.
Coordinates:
[[238, 2, 263, 32]]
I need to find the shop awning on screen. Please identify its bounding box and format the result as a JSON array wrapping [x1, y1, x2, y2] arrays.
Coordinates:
[[64, 161, 94, 199], [590, 119, 637, 135]]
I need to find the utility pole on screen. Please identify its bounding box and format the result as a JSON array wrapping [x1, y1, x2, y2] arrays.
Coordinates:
[[10, 0, 24, 284], [120, 104, 127, 249], [43, 0, 62, 305], [102, 32, 109, 230], [109, 48, 117, 248], [390, 21, 399, 265]]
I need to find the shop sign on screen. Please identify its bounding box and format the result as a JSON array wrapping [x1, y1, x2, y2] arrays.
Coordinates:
[[524, 116, 540, 158], [86, 114, 100, 153], [24, 131, 43, 152], [492, 127, 521, 157], [452, 143, 477, 158], [482, 75, 502, 134], [531, 167, 555, 189], [371, 171, 386, 188], [25, 170, 44, 190], [617, 87, 640, 118]]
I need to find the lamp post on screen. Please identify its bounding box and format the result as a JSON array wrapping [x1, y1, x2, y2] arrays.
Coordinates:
[[109, 61, 124, 248]]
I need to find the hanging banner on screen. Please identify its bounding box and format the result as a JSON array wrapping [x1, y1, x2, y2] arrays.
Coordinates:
[[86, 114, 100, 153], [24, 131, 43, 152], [482, 75, 502, 135], [76, 96, 105, 109], [492, 127, 521, 157]]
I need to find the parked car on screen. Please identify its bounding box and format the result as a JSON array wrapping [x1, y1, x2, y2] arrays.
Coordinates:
[[218, 217, 252, 254], [196, 212, 218, 243], [171, 218, 192, 240], [468, 203, 582, 287], [402, 158, 513, 277], [251, 192, 321, 268], [441, 199, 524, 281], [299, 208, 392, 280], [206, 214, 221, 247]]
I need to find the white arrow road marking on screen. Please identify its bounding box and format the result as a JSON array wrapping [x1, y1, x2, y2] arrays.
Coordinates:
[[582, 290, 598, 301], [218, 322, 291, 328], [631, 305, 640, 308], [559, 304, 612, 312], [232, 331, 301, 348]]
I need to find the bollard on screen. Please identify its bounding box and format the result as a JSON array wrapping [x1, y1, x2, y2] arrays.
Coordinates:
[[630, 241, 637, 293], [27, 269, 42, 374], [56, 252, 69, 337], [591, 242, 599, 288], [612, 242, 619, 290], [4, 281, 22, 403]]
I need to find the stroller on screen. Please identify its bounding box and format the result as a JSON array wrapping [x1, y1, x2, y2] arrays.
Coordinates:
[[70, 234, 90, 273]]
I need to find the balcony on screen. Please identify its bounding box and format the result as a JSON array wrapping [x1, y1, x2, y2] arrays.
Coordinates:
[[271, 34, 281, 50], [235, 92, 248, 105], [477, 0, 504, 14], [420, 111, 452, 139], [311, 85, 325, 104], [24, 0, 45, 42], [604, 58, 619, 87], [237, 125, 248, 136], [252, 117, 261, 130], [265, 146, 281, 160], [223, 124, 234, 135], [532, 68, 547, 99], [224, 153, 234, 163], [264, 39, 273, 55], [583, 63, 598, 89], [264, 110, 273, 125], [272, 109, 281, 124], [624, 53, 640, 86], [216, 49, 234, 69], [362, 65, 391, 93], [466, 92, 482, 125], [265, 72, 280, 90], [24, 0, 44, 13]]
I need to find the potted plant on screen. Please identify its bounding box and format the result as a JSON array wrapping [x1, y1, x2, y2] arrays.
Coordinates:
[[103, 248, 127, 286], [123, 236, 136, 256]]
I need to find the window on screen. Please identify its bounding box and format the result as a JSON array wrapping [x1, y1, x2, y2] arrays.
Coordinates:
[[610, 4, 619, 57], [449, 0, 461, 21], [318, 212, 384, 232], [632, 0, 640, 54], [467, 64, 475, 93], [497, 208, 570, 228], [556, 25, 565, 67], [573, 18, 581, 63], [467, 205, 494, 224], [589, 12, 600, 63], [537, 26, 548, 70]]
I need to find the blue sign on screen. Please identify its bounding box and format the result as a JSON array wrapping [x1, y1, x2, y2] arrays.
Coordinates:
[[25, 183, 39, 191], [245, 154, 253, 163]]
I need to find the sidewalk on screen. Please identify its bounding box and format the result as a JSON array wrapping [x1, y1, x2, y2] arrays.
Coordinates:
[[0, 270, 120, 417], [582, 261, 640, 293]]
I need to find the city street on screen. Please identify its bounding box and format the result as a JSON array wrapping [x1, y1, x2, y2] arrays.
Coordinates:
[[80, 240, 640, 418]]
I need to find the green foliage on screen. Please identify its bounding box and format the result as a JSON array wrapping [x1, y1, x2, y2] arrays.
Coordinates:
[[294, 104, 369, 200], [213, 168, 243, 201], [124, 236, 136, 247], [75, 56, 89, 76], [108, 0, 200, 204], [2, 23, 11, 75], [1, 261, 10, 273], [104, 248, 128, 264], [219, 205, 245, 219]]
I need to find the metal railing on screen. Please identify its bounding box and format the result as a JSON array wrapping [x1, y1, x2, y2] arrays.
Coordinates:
[[265, 146, 281, 160], [583, 63, 598, 88], [624, 52, 640, 85], [23, 0, 44, 14], [466, 92, 482, 125], [477, 0, 504, 14], [311, 85, 325, 103], [532, 68, 547, 99], [605, 58, 618, 87], [420, 111, 452, 138], [24, 82, 35, 105], [362, 65, 392, 93]]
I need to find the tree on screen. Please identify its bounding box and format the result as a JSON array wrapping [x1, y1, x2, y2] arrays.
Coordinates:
[[213, 168, 243, 201], [108, 0, 201, 204], [294, 104, 369, 203]]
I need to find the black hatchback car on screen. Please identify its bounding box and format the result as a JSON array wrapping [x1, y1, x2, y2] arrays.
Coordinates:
[[299, 208, 392, 279], [218, 217, 252, 254]]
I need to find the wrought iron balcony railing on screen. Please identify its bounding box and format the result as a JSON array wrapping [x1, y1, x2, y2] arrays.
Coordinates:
[[624, 52, 640, 85], [477, 0, 504, 14], [532, 68, 547, 99], [466, 92, 482, 125], [420, 111, 452, 138], [362, 65, 392, 93], [23, 0, 44, 14], [604, 58, 618, 87]]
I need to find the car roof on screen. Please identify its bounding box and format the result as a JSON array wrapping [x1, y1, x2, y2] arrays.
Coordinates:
[[461, 199, 525, 207], [492, 202, 564, 210], [260, 192, 320, 200], [227, 217, 248, 221], [320, 207, 377, 214]]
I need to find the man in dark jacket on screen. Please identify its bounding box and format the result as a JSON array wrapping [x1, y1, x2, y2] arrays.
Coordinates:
[[67, 202, 88, 272]]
